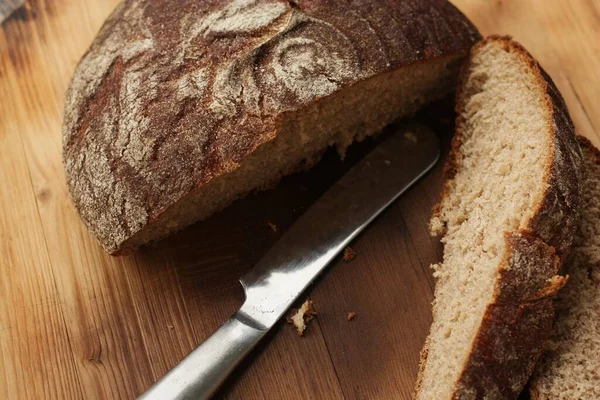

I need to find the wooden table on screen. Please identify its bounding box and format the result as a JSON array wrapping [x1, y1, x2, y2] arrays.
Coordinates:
[[1, 1, 598, 399]]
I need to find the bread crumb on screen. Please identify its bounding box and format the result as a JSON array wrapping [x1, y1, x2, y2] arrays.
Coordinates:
[[347, 312, 356, 321], [404, 131, 418, 142], [167, 325, 174, 330], [343, 247, 356, 262], [286, 299, 317, 336], [267, 222, 277, 232]]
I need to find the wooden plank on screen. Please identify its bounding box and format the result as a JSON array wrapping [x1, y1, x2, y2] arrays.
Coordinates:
[[0, 26, 82, 400], [0, 0, 598, 399]]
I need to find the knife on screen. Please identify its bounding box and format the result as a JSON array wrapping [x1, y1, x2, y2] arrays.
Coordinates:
[[138, 122, 440, 400]]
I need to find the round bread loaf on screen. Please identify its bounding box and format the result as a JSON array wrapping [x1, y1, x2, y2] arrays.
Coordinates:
[[62, 0, 479, 254]]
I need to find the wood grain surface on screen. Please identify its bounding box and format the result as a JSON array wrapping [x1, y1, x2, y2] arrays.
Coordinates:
[[0, 0, 598, 399]]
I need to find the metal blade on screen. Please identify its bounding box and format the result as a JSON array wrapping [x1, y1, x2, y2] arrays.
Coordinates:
[[239, 122, 440, 329]]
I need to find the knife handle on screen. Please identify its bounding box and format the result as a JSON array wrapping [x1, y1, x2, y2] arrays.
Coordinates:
[[137, 311, 267, 400]]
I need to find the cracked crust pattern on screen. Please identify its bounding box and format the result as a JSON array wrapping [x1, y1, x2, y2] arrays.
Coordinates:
[[63, 0, 479, 253]]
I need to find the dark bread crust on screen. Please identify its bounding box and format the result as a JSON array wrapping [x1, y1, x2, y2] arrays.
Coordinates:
[[62, 0, 480, 253], [454, 233, 566, 398], [419, 36, 583, 399], [529, 136, 600, 400], [416, 235, 567, 399]]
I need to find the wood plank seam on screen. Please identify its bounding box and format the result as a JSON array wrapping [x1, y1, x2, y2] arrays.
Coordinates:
[[564, 76, 598, 135], [313, 317, 348, 400]]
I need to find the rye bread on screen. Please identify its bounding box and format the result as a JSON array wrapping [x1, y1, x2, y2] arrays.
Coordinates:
[[529, 136, 600, 400], [415, 36, 583, 399], [62, 0, 480, 254]]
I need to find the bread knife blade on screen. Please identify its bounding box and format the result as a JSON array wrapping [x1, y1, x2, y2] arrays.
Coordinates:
[[138, 122, 440, 400]]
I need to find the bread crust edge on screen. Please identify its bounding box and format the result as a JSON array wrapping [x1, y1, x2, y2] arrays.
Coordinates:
[[528, 135, 600, 400], [418, 36, 583, 399]]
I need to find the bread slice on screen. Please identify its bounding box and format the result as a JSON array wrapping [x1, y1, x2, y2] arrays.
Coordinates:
[[62, 0, 480, 254], [415, 36, 583, 399], [529, 137, 600, 400]]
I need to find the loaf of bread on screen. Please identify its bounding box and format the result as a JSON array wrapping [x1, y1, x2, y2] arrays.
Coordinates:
[[415, 36, 583, 399], [529, 137, 600, 400], [62, 0, 479, 254]]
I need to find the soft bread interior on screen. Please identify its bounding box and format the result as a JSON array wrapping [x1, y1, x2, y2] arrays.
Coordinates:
[[417, 42, 553, 398], [118, 56, 463, 253]]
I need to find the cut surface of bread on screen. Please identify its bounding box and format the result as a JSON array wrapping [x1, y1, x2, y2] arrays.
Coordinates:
[[415, 36, 582, 399], [62, 0, 480, 254], [530, 137, 600, 400], [123, 57, 464, 251]]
